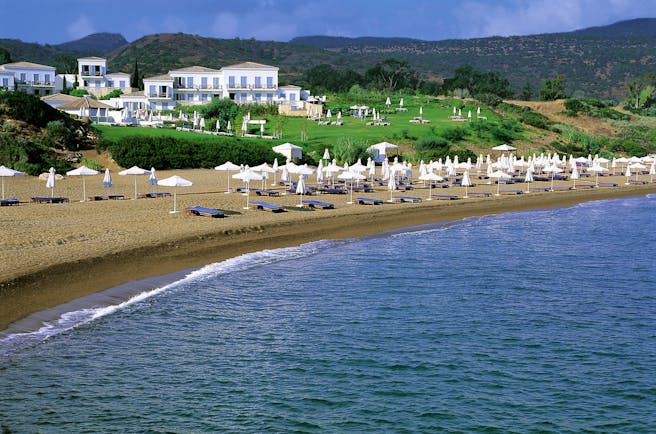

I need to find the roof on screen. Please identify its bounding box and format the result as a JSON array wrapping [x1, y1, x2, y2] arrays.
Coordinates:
[[77, 56, 106, 61], [169, 66, 221, 74], [369, 142, 399, 150], [143, 74, 172, 82], [221, 61, 278, 70], [41, 93, 80, 102], [57, 97, 114, 110], [273, 142, 302, 150], [106, 72, 130, 76], [0, 61, 55, 70], [120, 90, 146, 98], [279, 85, 301, 89]]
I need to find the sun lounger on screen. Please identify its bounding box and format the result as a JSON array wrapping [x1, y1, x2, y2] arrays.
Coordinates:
[[552, 185, 573, 191], [499, 189, 523, 195], [89, 194, 125, 201], [355, 197, 383, 205], [0, 198, 19, 206], [629, 179, 648, 185], [184, 206, 225, 218], [255, 189, 281, 197], [432, 194, 459, 200], [575, 184, 595, 189], [138, 192, 172, 198], [598, 182, 617, 187], [392, 196, 422, 203], [431, 183, 450, 188], [318, 187, 348, 194], [301, 199, 334, 209], [31, 196, 69, 204], [467, 191, 492, 197], [248, 201, 285, 212], [528, 187, 550, 192]]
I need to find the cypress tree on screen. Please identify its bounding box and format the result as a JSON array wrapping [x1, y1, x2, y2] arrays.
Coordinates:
[[131, 58, 140, 89]]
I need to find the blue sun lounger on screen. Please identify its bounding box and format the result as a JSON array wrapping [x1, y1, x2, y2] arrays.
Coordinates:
[[598, 182, 617, 187], [255, 189, 281, 197], [432, 194, 459, 200], [499, 189, 523, 195], [301, 199, 334, 209], [0, 198, 19, 206], [467, 191, 492, 197], [248, 201, 285, 212], [355, 197, 383, 205], [528, 187, 550, 192], [553, 185, 573, 191], [184, 206, 225, 218], [392, 196, 422, 203], [31, 196, 69, 204]]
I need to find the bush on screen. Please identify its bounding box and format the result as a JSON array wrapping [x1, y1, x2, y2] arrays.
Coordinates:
[[99, 89, 123, 100], [440, 126, 467, 142], [332, 137, 371, 163], [475, 93, 502, 107], [415, 135, 449, 152], [518, 111, 552, 130], [69, 89, 89, 97]]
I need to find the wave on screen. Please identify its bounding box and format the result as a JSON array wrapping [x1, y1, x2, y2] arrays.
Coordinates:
[[0, 239, 340, 357]]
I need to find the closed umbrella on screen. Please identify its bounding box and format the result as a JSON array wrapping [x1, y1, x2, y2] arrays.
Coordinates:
[[295, 165, 315, 207], [118, 165, 151, 199], [215, 161, 241, 193], [102, 168, 113, 195], [66, 165, 100, 201], [385, 97, 391, 106], [570, 165, 579, 189], [271, 158, 279, 186], [524, 166, 534, 193], [650, 160, 656, 183], [0, 165, 24, 200], [387, 170, 397, 202], [149, 167, 158, 192], [461, 170, 473, 198], [157, 175, 193, 213], [46, 167, 56, 197], [322, 148, 330, 161]]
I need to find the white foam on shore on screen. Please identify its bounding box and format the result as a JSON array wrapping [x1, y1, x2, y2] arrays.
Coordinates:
[[0, 239, 340, 358]]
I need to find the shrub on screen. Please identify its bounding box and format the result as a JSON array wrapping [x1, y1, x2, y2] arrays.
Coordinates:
[[475, 93, 502, 107], [332, 137, 371, 163], [440, 127, 467, 142], [518, 111, 552, 130], [415, 135, 448, 152], [69, 89, 89, 97], [99, 89, 123, 100]]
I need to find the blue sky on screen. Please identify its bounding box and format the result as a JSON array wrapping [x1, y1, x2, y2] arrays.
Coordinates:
[[2, 0, 655, 44]]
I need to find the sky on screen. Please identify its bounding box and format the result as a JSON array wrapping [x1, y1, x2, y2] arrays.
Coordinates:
[[1, 0, 656, 44]]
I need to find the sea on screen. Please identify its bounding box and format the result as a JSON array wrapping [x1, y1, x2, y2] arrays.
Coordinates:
[[1, 194, 655, 433]]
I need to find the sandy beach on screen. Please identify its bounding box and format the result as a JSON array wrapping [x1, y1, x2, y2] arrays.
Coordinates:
[[1, 167, 654, 331]]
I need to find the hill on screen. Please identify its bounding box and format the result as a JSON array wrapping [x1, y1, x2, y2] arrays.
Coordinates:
[[573, 18, 656, 37], [289, 35, 424, 48], [56, 33, 128, 54]]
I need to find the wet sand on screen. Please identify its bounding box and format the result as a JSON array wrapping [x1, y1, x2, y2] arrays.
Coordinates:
[[1, 168, 654, 331]]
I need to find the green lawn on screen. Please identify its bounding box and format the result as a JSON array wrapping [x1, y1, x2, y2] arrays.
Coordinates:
[[95, 96, 500, 160]]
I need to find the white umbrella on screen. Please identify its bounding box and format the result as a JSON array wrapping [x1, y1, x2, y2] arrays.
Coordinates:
[[588, 164, 608, 186], [338, 171, 365, 204], [461, 170, 473, 198], [0, 165, 24, 199], [233, 171, 264, 209], [46, 167, 56, 197], [66, 165, 100, 201], [119, 165, 151, 199], [227, 120, 232, 133], [215, 161, 241, 193], [629, 163, 646, 182], [650, 160, 656, 183], [322, 148, 331, 160], [489, 170, 511, 196], [387, 170, 397, 202], [157, 175, 193, 213], [419, 106, 423, 119], [570, 165, 579, 189], [419, 172, 443, 200], [148, 167, 158, 192], [295, 165, 315, 207], [525, 166, 534, 192], [102, 168, 113, 195], [624, 164, 632, 185], [385, 97, 391, 106], [271, 158, 279, 186], [543, 164, 562, 191], [399, 98, 404, 108]]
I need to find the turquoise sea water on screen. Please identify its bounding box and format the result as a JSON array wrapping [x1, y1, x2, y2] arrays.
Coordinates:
[[1, 195, 655, 433]]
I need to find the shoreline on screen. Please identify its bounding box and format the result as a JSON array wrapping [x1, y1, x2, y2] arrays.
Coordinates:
[[2, 183, 654, 332]]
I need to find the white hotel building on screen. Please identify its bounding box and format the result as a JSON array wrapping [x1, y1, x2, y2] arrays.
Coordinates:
[[0, 61, 62, 96], [74, 57, 303, 112]]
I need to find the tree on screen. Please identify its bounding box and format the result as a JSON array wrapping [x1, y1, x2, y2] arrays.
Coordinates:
[[520, 81, 533, 101], [56, 55, 77, 74], [443, 66, 512, 99], [364, 59, 418, 92], [538, 75, 566, 101], [130, 58, 142, 90], [0, 47, 11, 64], [625, 73, 656, 109]]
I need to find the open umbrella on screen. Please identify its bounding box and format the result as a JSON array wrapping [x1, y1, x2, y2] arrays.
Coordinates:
[[0, 165, 24, 199], [233, 171, 264, 209], [418, 172, 443, 200], [46, 167, 56, 197], [338, 171, 365, 204], [543, 164, 562, 191], [588, 164, 608, 186], [461, 170, 473, 198], [102, 168, 113, 195], [66, 165, 100, 201], [489, 170, 511, 196], [119, 166, 151, 199], [215, 161, 241, 193], [157, 175, 192, 213]]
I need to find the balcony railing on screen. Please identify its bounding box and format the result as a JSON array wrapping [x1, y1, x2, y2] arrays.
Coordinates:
[[227, 83, 278, 90], [148, 93, 170, 99], [16, 80, 54, 87], [81, 71, 103, 77], [175, 84, 222, 91]]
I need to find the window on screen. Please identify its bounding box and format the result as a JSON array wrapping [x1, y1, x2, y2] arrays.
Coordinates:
[[255, 93, 261, 101], [213, 77, 219, 89], [240, 76, 247, 88], [201, 77, 208, 88], [2, 78, 9, 87], [20, 73, 26, 82], [107, 80, 114, 88], [228, 76, 235, 87], [44, 74, 50, 84], [266, 77, 273, 88], [187, 77, 194, 88], [255, 76, 261, 88], [201, 94, 208, 101], [162, 102, 168, 110], [267, 93, 273, 101], [149, 85, 156, 97], [33, 73, 39, 83], [119, 80, 125, 88], [290, 93, 296, 101], [240, 92, 247, 101]]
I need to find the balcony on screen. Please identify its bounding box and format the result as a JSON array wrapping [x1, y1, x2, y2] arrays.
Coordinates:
[[16, 80, 54, 88], [80, 71, 103, 78], [175, 84, 222, 91], [148, 93, 170, 99]]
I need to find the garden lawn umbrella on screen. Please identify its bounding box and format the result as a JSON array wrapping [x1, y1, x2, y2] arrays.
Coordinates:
[[200, 117, 205, 130], [102, 168, 113, 195], [322, 148, 330, 160], [419, 172, 443, 200], [215, 161, 241, 193], [385, 97, 391, 106], [399, 98, 404, 108], [461, 170, 473, 198], [233, 171, 263, 209], [0, 165, 24, 200], [46, 167, 56, 197], [66, 165, 99, 201], [119, 166, 151, 199], [157, 175, 193, 213]]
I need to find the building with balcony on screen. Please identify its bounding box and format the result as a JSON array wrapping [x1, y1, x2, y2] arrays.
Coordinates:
[[77, 57, 134, 97], [0, 61, 60, 96]]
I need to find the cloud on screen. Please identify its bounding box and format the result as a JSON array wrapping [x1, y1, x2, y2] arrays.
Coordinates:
[[211, 12, 241, 38], [67, 14, 96, 40]]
